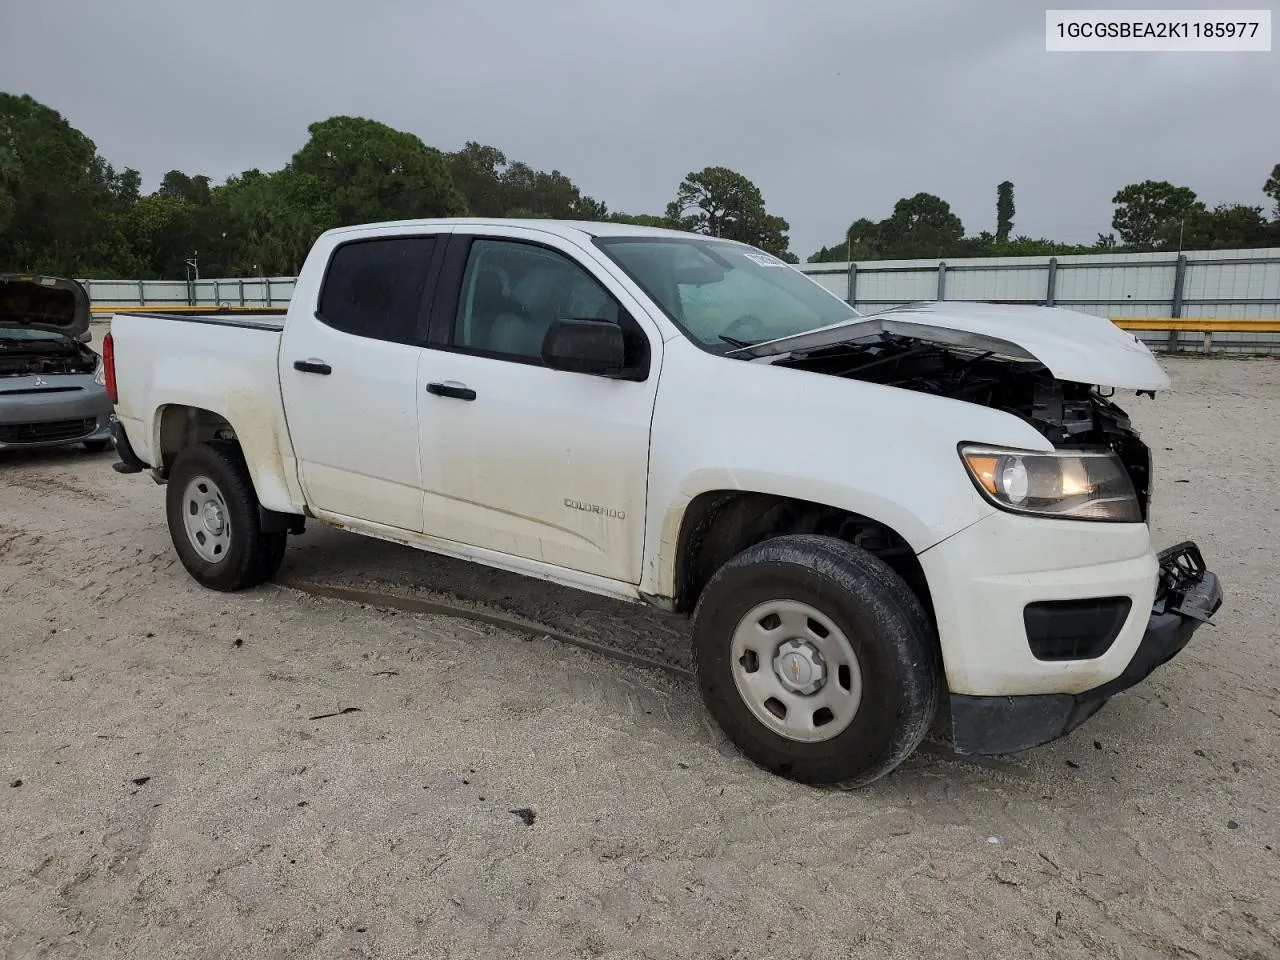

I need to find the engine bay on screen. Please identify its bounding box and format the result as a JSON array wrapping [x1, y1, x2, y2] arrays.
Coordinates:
[[773, 334, 1153, 517], [0, 334, 100, 378]]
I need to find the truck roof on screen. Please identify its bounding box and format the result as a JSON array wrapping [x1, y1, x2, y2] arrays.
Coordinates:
[[319, 218, 728, 244]]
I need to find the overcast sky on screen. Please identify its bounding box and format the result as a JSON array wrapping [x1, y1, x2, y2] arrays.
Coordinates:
[[1, 0, 1277, 256]]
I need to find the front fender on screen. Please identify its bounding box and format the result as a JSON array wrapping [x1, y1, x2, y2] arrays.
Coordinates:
[[638, 337, 1052, 600], [640, 467, 996, 600]]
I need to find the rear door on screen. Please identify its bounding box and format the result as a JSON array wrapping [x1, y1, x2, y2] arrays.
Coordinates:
[[414, 229, 662, 583], [280, 233, 445, 531]]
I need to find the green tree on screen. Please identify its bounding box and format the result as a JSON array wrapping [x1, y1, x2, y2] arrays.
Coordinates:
[[1110, 180, 1204, 250], [446, 141, 602, 219], [996, 181, 1014, 243], [575, 195, 609, 221], [158, 170, 212, 206], [877, 193, 965, 259], [1264, 163, 1280, 219], [808, 218, 884, 263], [209, 168, 334, 276], [1170, 203, 1272, 250], [607, 212, 671, 228], [123, 194, 201, 277], [290, 116, 466, 227], [503, 162, 583, 218], [665, 166, 794, 259], [0, 92, 138, 275], [447, 142, 505, 216], [99, 163, 141, 209]]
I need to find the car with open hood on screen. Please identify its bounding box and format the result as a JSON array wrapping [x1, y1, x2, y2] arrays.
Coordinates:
[[0, 273, 113, 453], [102, 219, 1222, 787]]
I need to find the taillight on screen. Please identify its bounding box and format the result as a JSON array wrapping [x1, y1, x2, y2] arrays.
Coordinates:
[[102, 331, 118, 404]]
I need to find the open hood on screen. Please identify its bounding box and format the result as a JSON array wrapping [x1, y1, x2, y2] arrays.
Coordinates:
[[730, 301, 1171, 391], [0, 274, 92, 340]]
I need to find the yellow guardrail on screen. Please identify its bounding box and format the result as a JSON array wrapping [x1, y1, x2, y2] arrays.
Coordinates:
[[1113, 317, 1280, 333]]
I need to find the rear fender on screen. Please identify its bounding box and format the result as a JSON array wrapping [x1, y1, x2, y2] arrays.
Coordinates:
[[147, 372, 301, 514]]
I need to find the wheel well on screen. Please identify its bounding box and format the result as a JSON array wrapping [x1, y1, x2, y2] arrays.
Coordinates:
[[672, 491, 934, 622], [156, 405, 237, 476]]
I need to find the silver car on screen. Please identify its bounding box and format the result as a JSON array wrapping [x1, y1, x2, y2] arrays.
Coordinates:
[[0, 274, 113, 452]]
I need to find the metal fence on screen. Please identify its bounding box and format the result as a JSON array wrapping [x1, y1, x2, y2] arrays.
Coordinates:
[[81, 247, 1280, 354], [798, 247, 1280, 354], [81, 277, 297, 311]]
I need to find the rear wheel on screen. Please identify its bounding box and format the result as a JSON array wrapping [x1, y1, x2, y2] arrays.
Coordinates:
[[691, 534, 938, 787], [165, 441, 287, 592]]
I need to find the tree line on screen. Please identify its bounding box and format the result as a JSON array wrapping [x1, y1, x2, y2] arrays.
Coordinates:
[[2, 91, 1278, 280], [808, 172, 1280, 263]]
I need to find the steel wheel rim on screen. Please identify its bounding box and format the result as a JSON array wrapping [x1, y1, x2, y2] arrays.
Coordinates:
[[729, 599, 864, 743], [181, 475, 232, 564]]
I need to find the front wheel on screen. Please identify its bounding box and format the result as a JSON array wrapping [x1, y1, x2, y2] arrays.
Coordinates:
[[691, 535, 938, 787], [165, 440, 287, 592]]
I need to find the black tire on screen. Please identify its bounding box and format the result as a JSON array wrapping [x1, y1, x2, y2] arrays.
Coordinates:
[[691, 534, 938, 788], [83, 439, 113, 453], [165, 440, 287, 592]]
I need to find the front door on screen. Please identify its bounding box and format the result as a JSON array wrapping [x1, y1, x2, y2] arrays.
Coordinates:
[[415, 231, 661, 583]]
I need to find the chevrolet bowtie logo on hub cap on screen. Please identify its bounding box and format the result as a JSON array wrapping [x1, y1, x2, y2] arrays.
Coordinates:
[[773, 639, 826, 696]]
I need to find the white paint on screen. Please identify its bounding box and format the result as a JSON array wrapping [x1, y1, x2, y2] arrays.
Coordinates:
[[311, 508, 645, 605], [111, 217, 1182, 705], [919, 510, 1158, 696], [736, 302, 1172, 391], [108, 312, 304, 513], [279, 226, 455, 532], [411, 223, 664, 584]]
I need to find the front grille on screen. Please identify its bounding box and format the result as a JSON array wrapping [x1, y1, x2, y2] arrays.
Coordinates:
[[0, 417, 97, 444]]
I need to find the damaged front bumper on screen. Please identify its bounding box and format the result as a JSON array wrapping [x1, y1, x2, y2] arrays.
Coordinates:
[[949, 541, 1223, 756]]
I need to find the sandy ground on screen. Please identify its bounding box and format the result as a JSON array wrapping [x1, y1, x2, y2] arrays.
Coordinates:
[[1, 354, 1277, 959]]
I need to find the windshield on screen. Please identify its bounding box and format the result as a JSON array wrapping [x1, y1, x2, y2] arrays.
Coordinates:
[[596, 236, 861, 349]]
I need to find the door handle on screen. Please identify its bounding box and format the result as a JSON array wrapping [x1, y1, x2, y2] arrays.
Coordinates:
[[293, 359, 332, 375], [426, 381, 477, 401]]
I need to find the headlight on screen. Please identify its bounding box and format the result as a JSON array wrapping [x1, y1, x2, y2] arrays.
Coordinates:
[[93, 359, 106, 386], [959, 445, 1141, 522]]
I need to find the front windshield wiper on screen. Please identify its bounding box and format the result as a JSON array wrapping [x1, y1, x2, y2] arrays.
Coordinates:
[[719, 334, 758, 348]]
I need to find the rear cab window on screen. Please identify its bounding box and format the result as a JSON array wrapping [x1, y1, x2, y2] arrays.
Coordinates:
[[317, 237, 437, 344]]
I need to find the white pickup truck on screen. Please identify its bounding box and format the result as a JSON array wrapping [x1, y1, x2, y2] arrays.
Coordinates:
[[105, 218, 1222, 786]]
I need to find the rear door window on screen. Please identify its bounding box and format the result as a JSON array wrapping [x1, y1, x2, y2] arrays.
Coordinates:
[[318, 237, 437, 344]]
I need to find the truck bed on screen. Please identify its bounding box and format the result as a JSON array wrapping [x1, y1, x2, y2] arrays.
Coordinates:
[[109, 309, 303, 515], [116, 310, 287, 333]]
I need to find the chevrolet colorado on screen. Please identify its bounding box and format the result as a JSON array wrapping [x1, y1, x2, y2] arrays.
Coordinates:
[[105, 219, 1223, 786]]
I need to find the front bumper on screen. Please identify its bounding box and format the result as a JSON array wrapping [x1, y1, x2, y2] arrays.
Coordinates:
[[0, 380, 113, 451], [950, 541, 1223, 755]]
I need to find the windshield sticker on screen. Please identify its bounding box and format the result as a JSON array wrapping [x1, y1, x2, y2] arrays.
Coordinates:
[[743, 252, 786, 268]]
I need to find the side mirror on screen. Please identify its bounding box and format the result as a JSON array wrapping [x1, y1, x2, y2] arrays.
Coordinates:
[[541, 319, 627, 377]]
